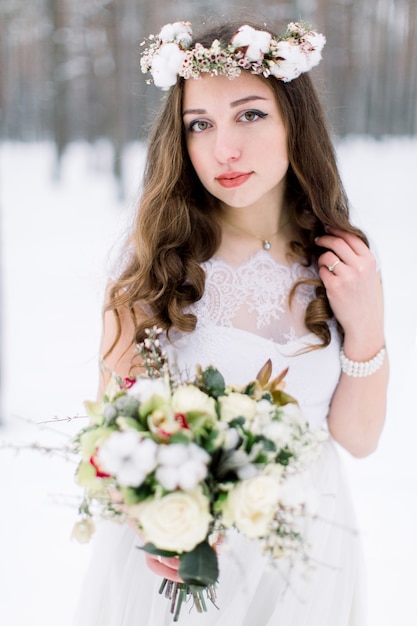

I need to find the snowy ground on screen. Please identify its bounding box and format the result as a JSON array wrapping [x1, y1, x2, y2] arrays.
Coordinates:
[[0, 137, 416, 625]]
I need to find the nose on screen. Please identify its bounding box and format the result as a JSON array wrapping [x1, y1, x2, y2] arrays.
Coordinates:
[[213, 129, 241, 164]]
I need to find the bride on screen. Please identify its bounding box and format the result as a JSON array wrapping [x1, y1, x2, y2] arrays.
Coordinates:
[[73, 19, 388, 626]]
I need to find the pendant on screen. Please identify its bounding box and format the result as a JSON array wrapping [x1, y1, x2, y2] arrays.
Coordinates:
[[262, 240, 272, 251]]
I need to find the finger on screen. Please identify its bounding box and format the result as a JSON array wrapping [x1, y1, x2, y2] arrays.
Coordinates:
[[317, 228, 370, 257], [318, 252, 344, 274], [145, 554, 183, 583]]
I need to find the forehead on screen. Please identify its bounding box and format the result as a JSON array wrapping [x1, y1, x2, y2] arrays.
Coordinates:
[[182, 72, 275, 109]]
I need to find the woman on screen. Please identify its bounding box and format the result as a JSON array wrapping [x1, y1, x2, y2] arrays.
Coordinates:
[[74, 20, 388, 625]]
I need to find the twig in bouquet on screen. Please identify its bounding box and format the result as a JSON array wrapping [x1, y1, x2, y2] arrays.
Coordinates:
[[0, 440, 77, 463], [136, 326, 169, 378]]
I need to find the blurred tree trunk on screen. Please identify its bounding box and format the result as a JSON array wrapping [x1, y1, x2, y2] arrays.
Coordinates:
[[46, 0, 70, 177]]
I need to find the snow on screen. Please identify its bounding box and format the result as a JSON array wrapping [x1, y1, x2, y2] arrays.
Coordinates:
[[1, 137, 416, 625]]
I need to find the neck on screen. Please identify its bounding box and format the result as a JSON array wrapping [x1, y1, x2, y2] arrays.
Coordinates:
[[218, 204, 292, 256]]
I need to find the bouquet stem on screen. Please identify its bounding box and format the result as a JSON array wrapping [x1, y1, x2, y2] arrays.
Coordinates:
[[159, 578, 217, 622]]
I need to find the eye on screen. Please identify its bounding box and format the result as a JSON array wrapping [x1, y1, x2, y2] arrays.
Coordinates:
[[239, 109, 268, 123], [188, 119, 212, 133]]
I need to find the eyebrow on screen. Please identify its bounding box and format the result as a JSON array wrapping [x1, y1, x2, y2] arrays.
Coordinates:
[[183, 95, 268, 116]]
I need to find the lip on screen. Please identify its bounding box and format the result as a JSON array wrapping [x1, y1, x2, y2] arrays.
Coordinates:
[[216, 171, 253, 188]]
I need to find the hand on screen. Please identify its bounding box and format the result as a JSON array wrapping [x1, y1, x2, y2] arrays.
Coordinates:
[[145, 553, 184, 583], [315, 227, 384, 356]]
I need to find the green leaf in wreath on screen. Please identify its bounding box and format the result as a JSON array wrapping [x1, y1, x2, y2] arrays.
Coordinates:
[[179, 541, 219, 587]]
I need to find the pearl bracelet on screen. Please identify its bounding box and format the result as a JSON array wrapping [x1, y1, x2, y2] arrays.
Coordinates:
[[340, 346, 386, 377]]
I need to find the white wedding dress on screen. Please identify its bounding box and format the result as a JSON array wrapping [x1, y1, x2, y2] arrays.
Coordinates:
[[73, 251, 366, 626]]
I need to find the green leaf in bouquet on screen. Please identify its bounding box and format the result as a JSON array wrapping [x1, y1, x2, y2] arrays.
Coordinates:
[[79, 426, 115, 460], [199, 367, 225, 399], [168, 431, 193, 444], [276, 447, 294, 466], [228, 416, 245, 429], [141, 542, 178, 558], [120, 484, 152, 505], [271, 390, 298, 406], [179, 541, 219, 587], [84, 400, 105, 425], [116, 416, 146, 432]]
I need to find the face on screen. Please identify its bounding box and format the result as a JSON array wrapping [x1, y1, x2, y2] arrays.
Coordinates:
[[182, 72, 289, 212]]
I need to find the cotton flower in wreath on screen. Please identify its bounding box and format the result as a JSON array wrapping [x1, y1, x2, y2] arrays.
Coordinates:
[[231, 25, 272, 62], [97, 430, 158, 487], [159, 21, 192, 46], [221, 472, 281, 538], [218, 392, 257, 423], [132, 487, 211, 553], [301, 31, 326, 68], [269, 40, 310, 82], [156, 442, 210, 491], [151, 43, 187, 89]]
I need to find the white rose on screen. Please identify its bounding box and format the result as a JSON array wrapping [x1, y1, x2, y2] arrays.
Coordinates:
[[219, 392, 257, 423], [171, 385, 217, 419], [133, 488, 211, 553], [151, 43, 186, 89], [221, 474, 280, 538], [231, 25, 272, 62]]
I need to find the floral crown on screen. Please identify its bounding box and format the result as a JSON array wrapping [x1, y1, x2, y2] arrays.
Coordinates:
[[140, 21, 326, 90]]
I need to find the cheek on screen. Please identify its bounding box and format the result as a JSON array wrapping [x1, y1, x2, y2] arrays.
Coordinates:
[[187, 142, 208, 181]]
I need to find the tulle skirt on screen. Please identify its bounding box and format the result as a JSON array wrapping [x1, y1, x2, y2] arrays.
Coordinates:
[[72, 440, 366, 626]]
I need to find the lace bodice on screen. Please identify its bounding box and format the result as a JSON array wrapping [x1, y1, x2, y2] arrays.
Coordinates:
[[192, 252, 318, 343], [165, 251, 341, 430]]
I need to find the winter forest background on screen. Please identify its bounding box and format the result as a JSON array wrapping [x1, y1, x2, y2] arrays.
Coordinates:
[[1, 1, 417, 625]]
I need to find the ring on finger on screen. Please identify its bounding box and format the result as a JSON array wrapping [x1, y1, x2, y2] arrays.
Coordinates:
[[328, 258, 341, 272]]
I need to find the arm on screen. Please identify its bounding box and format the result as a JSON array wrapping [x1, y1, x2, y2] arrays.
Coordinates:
[[98, 284, 183, 580], [315, 227, 389, 458], [97, 283, 145, 400]]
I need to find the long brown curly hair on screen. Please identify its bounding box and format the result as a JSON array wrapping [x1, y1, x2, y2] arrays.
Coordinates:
[[106, 20, 367, 358]]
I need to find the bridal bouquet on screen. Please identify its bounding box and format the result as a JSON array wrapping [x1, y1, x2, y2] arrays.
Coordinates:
[[72, 327, 326, 621]]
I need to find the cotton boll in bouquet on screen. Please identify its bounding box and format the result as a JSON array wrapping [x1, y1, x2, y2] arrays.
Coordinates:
[[72, 327, 327, 621]]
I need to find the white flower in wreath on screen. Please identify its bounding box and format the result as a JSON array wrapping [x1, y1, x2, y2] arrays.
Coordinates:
[[301, 31, 326, 69], [132, 487, 211, 553], [97, 431, 158, 487], [151, 43, 186, 89], [270, 41, 310, 81], [231, 25, 272, 62], [221, 473, 280, 538], [156, 443, 210, 491], [159, 21, 192, 47]]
